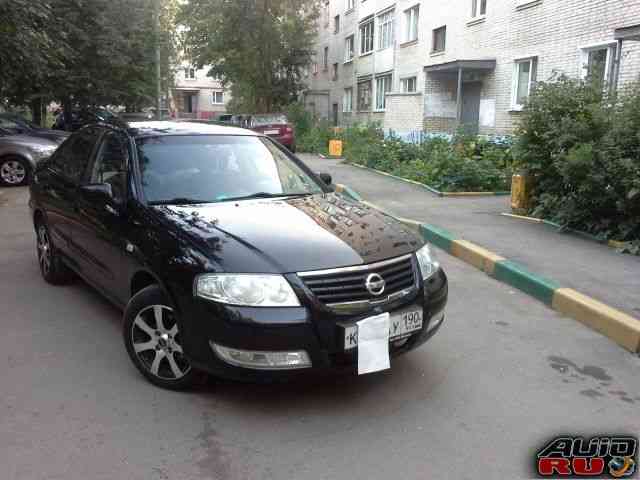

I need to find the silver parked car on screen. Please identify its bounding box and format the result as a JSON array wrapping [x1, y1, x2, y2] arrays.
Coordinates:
[[0, 118, 68, 186]]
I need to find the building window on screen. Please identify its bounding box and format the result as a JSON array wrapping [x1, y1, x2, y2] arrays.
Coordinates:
[[334, 15, 340, 34], [512, 57, 537, 109], [345, 35, 355, 62], [357, 80, 372, 111], [375, 74, 392, 110], [432, 26, 446, 53], [211, 91, 224, 104], [332, 63, 339, 80], [184, 67, 196, 80], [471, 0, 487, 18], [323, 46, 329, 70], [581, 44, 617, 87], [377, 10, 394, 50], [359, 19, 374, 55], [404, 5, 419, 43], [343, 88, 353, 112], [401, 76, 417, 93], [346, 0, 355, 11]]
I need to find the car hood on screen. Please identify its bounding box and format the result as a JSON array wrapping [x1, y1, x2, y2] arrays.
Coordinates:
[[28, 129, 69, 143], [152, 193, 423, 273]]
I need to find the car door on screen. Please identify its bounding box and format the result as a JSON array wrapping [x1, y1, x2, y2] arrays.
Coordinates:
[[35, 131, 97, 262], [74, 130, 131, 304]]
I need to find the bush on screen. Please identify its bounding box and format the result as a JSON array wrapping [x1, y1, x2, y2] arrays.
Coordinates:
[[343, 129, 512, 193], [514, 76, 640, 249]]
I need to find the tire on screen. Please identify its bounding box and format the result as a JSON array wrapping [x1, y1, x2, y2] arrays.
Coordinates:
[[123, 285, 202, 390], [35, 221, 75, 285], [0, 156, 30, 186]]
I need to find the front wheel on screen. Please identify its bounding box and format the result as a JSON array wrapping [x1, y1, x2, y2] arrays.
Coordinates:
[[0, 156, 30, 186], [123, 285, 202, 390]]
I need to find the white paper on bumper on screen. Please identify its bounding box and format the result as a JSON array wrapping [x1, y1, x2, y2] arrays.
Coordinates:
[[356, 312, 390, 375]]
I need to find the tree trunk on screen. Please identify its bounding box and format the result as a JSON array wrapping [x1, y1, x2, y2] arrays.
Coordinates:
[[30, 98, 43, 126]]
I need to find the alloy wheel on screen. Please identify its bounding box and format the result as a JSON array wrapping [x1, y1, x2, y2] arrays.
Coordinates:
[[0, 159, 27, 185], [37, 225, 52, 277], [130, 305, 191, 380]]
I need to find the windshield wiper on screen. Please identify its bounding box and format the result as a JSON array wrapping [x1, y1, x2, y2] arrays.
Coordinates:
[[221, 192, 313, 202], [149, 197, 212, 205]]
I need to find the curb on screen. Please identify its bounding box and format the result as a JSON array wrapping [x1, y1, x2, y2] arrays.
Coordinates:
[[334, 183, 363, 201], [348, 162, 510, 197], [500, 213, 633, 251], [347, 190, 640, 354]]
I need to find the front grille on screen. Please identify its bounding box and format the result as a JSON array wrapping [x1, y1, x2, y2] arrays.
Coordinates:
[[298, 254, 416, 305]]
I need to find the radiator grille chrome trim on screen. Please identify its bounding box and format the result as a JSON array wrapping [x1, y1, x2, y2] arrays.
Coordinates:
[[297, 253, 413, 277], [297, 253, 417, 311]]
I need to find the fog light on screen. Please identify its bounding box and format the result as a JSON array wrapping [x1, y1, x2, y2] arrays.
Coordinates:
[[426, 310, 445, 333], [210, 342, 312, 370]]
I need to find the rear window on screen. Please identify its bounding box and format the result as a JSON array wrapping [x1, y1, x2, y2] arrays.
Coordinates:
[[250, 115, 288, 127]]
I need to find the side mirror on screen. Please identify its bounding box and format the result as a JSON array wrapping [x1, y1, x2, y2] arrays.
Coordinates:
[[318, 172, 332, 186], [81, 182, 113, 199]]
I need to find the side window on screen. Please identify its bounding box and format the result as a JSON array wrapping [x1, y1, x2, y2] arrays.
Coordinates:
[[90, 132, 128, 203], [50, 128, 99, 182]]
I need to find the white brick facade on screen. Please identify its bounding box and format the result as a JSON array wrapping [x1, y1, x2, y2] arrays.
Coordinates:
[[304, 0, 640, 135]]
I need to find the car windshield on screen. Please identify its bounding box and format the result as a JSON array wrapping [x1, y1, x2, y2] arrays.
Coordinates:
[[137, 135, 324, 204], [251, 115, 288, 126]]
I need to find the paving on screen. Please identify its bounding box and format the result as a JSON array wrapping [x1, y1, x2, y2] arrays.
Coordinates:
[[2, 185, 639, 480], [303, 154, 640, 320]]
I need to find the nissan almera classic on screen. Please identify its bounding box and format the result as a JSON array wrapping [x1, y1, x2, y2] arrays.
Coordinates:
[[29, 121, 448, 390]]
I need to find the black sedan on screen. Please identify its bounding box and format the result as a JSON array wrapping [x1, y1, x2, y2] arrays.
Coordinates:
[[29, 121, 447, 390]]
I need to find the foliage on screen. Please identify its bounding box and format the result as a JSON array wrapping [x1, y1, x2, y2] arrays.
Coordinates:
[[0, 0, 178, 123], [180, 0, 318, 113], [284, 102, 314, 138], [295, 119, 512, 192], [514, 76, 640, 246]]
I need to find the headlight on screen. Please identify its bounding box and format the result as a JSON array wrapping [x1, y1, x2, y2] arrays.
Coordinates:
[[195, 274, 300, 307], [416, 243, 440, 279], [30, 146, 56, 162]]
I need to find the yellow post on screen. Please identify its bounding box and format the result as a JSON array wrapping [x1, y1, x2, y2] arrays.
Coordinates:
[[511, 173, 531, 214], [328, 139, 343, 157]]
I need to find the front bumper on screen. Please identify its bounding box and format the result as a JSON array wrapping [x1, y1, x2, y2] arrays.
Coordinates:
[[177, 269, 448, 382]]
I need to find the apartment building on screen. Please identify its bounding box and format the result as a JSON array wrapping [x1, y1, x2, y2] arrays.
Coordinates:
[[303, 0, 640, 136], [170, 64, 231, 120]]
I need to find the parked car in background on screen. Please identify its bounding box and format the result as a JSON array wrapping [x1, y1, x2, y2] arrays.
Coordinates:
[[29, 121, 447, 390], [248, 114, 296, 152], [0, 127, 66, 186], [52, 108, 124, 131], [0, 113, 69, 143]]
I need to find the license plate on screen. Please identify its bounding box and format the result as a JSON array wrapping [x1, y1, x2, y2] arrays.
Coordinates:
[[343, 309, 423, 350], [264, 129, 280, 135]]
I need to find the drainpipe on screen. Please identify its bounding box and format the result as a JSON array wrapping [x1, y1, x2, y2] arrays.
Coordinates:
[[612, 39, 623, 93], [456, 67, 463, 127]]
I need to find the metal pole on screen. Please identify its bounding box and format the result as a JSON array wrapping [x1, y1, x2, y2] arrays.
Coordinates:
[[456, 67, 463, 125], [154, 0, 162, 120]]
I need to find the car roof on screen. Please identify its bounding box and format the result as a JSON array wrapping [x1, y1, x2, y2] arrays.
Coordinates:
[[127, 121, 258, 138]]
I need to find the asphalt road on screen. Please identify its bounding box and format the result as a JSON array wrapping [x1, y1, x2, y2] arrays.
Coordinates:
[[1, 186, 639, 480]]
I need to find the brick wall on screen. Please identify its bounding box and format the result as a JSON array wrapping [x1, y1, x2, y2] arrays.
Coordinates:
[[384, 93, 424, 133]]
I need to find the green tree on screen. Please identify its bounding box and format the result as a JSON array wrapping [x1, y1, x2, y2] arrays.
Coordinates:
[[0, 0, 178, 125], [180, 0, 318, 113]]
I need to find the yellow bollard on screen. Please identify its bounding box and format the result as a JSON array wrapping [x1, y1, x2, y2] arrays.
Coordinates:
[[511, 173, 532, 214], [328, 139, 343, 157]]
